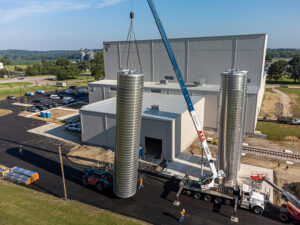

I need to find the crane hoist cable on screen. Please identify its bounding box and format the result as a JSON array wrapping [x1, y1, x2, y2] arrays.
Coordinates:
[[121, 11, 142, 72]]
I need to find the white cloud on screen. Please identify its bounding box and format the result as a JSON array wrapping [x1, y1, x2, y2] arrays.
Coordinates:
[[0, 1, 90, 24], [97, 0, 126, 8]]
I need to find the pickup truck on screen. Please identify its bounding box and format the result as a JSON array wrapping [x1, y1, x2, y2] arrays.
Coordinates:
[[277, 117, 300, 125]]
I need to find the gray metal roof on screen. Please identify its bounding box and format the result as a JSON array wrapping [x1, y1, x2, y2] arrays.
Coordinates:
[[89, 80, 260, 94], [80, 93, 203, 121]]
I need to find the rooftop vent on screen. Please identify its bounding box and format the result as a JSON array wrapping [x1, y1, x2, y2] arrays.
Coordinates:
[[151, 105, 161, 111], [193, 78, 205, 86], [160, 79, 168, 85]]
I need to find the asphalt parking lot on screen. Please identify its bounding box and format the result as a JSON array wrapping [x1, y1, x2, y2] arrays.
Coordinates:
[[0, 99, 284, 225]]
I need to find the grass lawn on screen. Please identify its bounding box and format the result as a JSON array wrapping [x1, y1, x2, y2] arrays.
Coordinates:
[[256, 121, 300, 141], [279, 88, 300, 117], [0, 82, 32, 88], [59, 76, 95, 82], [266, 77, 300, 85], [4, 64, 29, 71], [0, 180, 144, 225], [0, 109, 12, 116], [0, 84, 87, 100]]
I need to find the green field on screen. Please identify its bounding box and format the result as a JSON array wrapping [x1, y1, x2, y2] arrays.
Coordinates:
[[256, 121, 300, 141], [4, 64, 29, 71], [0, 82, 32, 88], [266, 77, 300, 85], [279, 88, 300, 117], [0, 84, 87, 100], [0, 180, 143, 225]]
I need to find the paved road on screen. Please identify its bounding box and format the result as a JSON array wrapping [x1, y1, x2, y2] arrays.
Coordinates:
[[0, 76, 56, 84], [0, 100, 284, 225], [266, 84, 300, 88]]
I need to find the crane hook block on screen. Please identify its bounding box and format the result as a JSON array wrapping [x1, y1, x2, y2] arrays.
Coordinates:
[[130, 12, 134, 19]]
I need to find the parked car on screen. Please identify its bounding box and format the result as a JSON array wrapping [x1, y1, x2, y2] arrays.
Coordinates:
[[36, 90, 45, 94], [18, 77, 24, 80], [50, 94, 60, 100], [45, 104, 53, 109], [78, 88, 87, 94], [277, 116, 300, 125], [65, 123, 81, 132], [27, 107, 40, 112], [33, 98, 44, 103], [7, 95, 16, 100], [52, 102, 61, 107], [69, 86, 77, 89], [36, 105, 48, 111], [25, 92, 35, 96], [62, 97, 75, 104], [64, 89, 73, 94]]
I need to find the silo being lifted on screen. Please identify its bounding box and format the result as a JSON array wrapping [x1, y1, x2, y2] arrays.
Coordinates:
[[113, 69, 144, 198], [217, 69, 248, 187]]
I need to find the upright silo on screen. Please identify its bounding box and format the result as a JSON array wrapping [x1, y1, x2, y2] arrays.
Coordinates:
[[217, 70, 248, 187], [113, 69, 144, 198]]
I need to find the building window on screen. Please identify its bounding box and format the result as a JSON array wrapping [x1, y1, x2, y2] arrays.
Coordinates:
[[247, 78, 251, 83], [110, 87, 117, 91]]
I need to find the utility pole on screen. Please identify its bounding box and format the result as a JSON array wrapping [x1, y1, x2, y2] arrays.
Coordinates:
[[58, 144, 68, 200]]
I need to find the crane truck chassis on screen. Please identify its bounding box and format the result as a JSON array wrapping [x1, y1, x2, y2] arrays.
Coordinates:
[[175, 178, 267, 215]]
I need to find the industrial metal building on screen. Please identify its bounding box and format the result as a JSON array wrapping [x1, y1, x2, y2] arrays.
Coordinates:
[[80, 93, 204, 161], [89, 33, 267, 134]]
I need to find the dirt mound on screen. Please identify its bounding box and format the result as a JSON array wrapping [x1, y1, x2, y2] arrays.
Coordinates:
[[283, 182, 300, 200], [284, 136, 300, 143], [67, 146, 114, 167]]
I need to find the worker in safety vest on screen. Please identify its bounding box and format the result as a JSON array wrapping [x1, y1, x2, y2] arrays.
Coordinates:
[[139, 177, 143, 189], [179, 209, 185, 223], [19, 146, 23, 156]]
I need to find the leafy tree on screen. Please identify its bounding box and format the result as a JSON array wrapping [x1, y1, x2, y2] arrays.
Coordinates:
[[268, 60, 288, 82], [56, 58, 70, 67], [90, 52, 105, 80], [265, 54, 272, 61], [288, 55, 300, 83], [0, 69, 8, 78], [55, 65, 80, 80], [14, 66, 24, 72], [77, 61, 90, 71]]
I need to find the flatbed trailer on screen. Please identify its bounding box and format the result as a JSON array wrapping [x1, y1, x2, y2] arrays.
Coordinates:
[[177, 178, 266, 215]]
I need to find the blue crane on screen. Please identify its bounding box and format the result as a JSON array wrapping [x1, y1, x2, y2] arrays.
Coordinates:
[[147, 0, 223, 188]]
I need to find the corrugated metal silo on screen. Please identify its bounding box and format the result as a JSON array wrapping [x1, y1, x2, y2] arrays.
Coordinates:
[[113, 69, 144, 198], [217, 70, 248, 187]]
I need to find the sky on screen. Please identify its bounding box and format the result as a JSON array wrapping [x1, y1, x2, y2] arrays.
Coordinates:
[[0, 0, 299, 50]]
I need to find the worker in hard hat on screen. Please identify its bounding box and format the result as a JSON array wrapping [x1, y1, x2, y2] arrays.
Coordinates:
[[179, 209, 185, 223], [139, 177, 143, 189]]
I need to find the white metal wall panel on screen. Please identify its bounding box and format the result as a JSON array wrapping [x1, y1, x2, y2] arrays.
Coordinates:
[[245, 95, 257, 133], [188, 37, 233, 84], [180, 98, 205, 152], [103, 42, 119, 80], [81, 112, 107, 146], [152, 40, 186, 83], [235, 34, 266, 87]]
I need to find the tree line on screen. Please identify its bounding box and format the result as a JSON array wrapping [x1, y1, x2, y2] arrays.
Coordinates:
[[267, 55, 300, 83], [266, 49, 300, 60], [0, 49, 102, 61], [0, 52, 105, 80]]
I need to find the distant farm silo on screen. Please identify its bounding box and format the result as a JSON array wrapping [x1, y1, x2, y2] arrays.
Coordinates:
[[113, 70, 144, 198], [217, 70, 248, 186]]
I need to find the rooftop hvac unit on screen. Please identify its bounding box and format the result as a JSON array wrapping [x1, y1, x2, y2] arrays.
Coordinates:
[[160, 80, 168, 85], [151, 105, 161, 111]]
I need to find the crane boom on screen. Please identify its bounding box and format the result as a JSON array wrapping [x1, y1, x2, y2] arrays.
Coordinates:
[[147, 0, 218, 184]]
